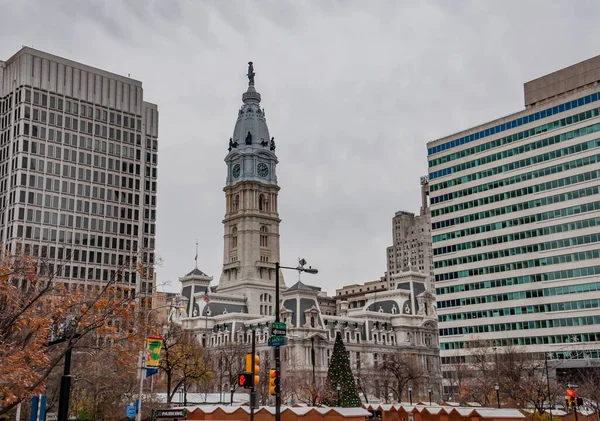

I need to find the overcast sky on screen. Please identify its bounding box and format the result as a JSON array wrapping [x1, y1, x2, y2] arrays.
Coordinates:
[[2, 0, 600, 295]]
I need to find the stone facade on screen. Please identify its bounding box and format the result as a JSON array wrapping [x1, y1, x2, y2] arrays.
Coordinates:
[[385, 178, 433, 290], [175, 64, 441, 401]]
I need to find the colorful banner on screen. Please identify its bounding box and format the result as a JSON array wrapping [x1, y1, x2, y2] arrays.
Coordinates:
[[146, 336, 164, 368]]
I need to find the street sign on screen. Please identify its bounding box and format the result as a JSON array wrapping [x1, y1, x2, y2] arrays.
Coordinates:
[[271, 322, 287, 336], [268, 335, 286, 347], [153, 409, 187, 419], [46, 413, 57, 421], [126, 405, 137, 418]]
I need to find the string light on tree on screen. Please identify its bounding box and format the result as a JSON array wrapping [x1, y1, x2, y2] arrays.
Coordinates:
[[323, 332, 361, 407]]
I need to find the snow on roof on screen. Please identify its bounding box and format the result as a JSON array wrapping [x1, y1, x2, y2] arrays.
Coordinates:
[[331, 408, 372, 417], [474, 408, 525, 419], [313, 407, 333, 414], [450, 407, 476, 416]]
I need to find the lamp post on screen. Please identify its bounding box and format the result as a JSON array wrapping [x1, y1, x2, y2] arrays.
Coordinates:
[[428, 388, 432, 406], [408, 386, 413, 405], [275, 260, 318, 421], [495, 383, 500, 409], [136, 298, 187, 421], [337, 384, 341, 407], [230, 384, 235, 406]]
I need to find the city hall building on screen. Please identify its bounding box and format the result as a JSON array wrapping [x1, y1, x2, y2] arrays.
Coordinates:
[[174, 64, 441, 401]]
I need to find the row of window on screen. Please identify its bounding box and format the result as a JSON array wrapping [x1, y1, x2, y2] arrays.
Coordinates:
[[432, 155, 600, 217], [24, 136, 143, 162], [439, 245, 600, 281], [431, 107, 600, 170], [23, 124, 157, 164], [14, 223, 145, 246], [25, 89, 142, 130], [441, 331, 600, 350], [433, 201, 600, 244], [431, 137, 600, 205], [441, 315, 600, 337], [437, 263, 600, 297], [438, 298, 600, 322], [437, 280, 600, 309], [428, 91, 600, 160], [435, 232, 600, 269], [434, 216, 600, 256], [430, 110, 600, 182], [432, 184, 600, 231], [24, 105, 142, 145]]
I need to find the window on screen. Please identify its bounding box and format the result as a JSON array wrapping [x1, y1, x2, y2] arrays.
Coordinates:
[[260, 226, 269, 247], [233, 194, 240, 213], [231, 227, 238, 249]]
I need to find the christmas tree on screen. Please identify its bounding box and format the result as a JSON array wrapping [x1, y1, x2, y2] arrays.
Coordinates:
[[323, 332, 362, 407]]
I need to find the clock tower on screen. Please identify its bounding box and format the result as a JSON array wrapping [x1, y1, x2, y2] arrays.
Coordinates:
[[217, 62, 284, 310]]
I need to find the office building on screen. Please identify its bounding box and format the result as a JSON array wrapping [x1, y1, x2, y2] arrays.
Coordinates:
[[0, 47, 158, 302], [427, 55, 600, 392]]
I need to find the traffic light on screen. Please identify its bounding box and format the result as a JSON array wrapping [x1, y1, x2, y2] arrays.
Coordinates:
[[567, 389, 576, 409], [245, 353, 260, 385], [269, 370, 280, 395], [238, 373, 252, 389]]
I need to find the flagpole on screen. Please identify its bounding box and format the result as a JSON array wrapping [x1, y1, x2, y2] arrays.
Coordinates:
[[195, 240, 198, 269]]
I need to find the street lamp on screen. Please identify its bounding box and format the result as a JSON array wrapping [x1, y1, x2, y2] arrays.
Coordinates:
[[408, 386, 413, 405], [274, 260, 318, 421], [230, 384, 235, 406], [136, 298, 187, 421], [337, 384, 342, 407], [428, 387, 432, 406], [495, 383, 500, 409]]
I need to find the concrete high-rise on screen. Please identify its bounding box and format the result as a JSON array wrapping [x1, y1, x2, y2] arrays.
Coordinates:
[[0, 47, 158, 303], [427, 55, 600, 392], [386, 177, 434, 290]]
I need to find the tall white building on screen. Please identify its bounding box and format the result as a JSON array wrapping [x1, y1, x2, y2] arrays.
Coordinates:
[[0, 47, 158, 302], [427, 55, 600, 393]]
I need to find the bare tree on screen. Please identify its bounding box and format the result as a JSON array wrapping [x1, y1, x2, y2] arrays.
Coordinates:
[[381, 352, 425, 403], [577, 368, 600, 421], [158, 323, 212, 404]]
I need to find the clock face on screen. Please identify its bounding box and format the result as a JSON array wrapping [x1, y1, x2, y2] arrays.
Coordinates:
[[257, 163, 269, 178], [232, 164, 241, 178]]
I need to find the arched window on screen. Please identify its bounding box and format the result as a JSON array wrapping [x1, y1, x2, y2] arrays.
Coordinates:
[[233, 194, 240, 212], [311, 316, 315, 328], [231, 227, 238, 249], [259, 195, 264, 211], [260, 226, 269, 247]]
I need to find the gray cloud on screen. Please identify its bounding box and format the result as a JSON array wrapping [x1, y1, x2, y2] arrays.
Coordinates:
[[2, 0, 600, 294]]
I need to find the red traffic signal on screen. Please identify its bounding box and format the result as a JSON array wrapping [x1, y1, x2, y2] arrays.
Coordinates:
[[238, 373, 253, 389], [567, 389, 575, 397]]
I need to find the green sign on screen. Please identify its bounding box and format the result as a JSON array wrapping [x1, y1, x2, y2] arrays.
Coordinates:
[[271, 322, 287, 336], [268, 335, 286, 347]]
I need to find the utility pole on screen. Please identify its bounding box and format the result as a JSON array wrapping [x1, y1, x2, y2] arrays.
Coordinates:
[[250, 328, 256, 421], [544, 353, 553, 421], [275, 263, 282, 421], [57, 346, 73, 421]]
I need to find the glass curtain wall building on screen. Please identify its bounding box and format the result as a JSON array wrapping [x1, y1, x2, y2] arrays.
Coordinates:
[[0, 47, 158, 306], [427, 55, 600, 392]]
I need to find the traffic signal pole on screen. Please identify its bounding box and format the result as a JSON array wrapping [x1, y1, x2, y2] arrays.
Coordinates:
[[275, 263, 281, 421], [250, 328, 256, 421]]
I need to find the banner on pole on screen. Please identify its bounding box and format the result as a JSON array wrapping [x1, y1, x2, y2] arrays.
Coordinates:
[[146, 336, 164, 368], [146, 367, 159, 377]]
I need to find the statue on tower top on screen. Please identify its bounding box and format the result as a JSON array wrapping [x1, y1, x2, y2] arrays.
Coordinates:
[[247, 62, 255, 84]]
